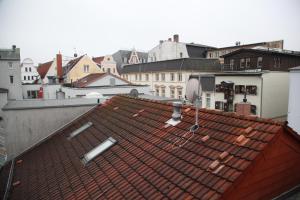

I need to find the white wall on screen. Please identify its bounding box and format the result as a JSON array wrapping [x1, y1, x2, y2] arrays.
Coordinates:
[[261, 72, 289, 119], [215, 75, 262, 116], [148, 41, 188, 62], [21, 58, 39, 83], [288, 70, 300, 133]]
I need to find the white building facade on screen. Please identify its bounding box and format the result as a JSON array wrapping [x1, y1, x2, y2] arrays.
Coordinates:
[[21, 58, 39, 83], [0, 46, 22, 100]]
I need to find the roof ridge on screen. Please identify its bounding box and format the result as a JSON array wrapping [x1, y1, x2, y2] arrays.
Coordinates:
[[118, 95, 284, 126]]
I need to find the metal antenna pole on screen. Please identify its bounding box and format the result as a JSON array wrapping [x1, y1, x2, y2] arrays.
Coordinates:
[[195, 75, 201, 126]]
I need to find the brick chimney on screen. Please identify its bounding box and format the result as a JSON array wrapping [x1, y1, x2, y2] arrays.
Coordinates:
[[236, 102, 251, 116], [173, 34, 179, 42], [56, 53, 63, 83], [168, 38, 172, 41]]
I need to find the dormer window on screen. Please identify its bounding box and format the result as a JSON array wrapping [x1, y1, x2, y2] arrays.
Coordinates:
[[257, 57, 263, 68], [83, 65, 89, 73]]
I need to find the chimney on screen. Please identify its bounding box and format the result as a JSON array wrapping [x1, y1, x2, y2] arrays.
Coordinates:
[[159, 40, 163, 45], [172, 102, 182, 121], [56, 53, 63, 83], [173, 34, 179, 42], [74, 53, 77, 57], [12, 45, 16, 50], [236, 102, 251, 116], [168, 38, 172, 42]]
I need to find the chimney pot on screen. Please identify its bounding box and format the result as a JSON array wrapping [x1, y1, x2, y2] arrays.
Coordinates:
[[173, 34, 179, 42], [168, 38, 172, 42], [12, 45, 16, 50], [159, 40, 164, 45], [172, 102, 182, 121]]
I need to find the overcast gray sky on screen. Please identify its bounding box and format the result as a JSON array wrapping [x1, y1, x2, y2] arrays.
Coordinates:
[[0, 0, 299, 64]]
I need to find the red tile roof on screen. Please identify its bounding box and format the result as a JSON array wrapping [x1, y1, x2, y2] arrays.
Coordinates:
[[37, 61, 53, 79], [92, 56, 104, 64], [1, 96, 300, 200], [73, 73, 132, 87]]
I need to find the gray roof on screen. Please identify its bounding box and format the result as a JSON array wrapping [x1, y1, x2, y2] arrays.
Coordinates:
[[0, 47, 20, 60], [0, 88, 8, 93], [121, 58, 221, 74], [112, 50, 148, 73], [186, 44, 215, 58]]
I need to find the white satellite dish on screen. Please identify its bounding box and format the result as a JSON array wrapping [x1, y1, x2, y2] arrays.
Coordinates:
[[84, 92, 103, 99], [186, 75, 202, 129], [186, 76, 202, 103]]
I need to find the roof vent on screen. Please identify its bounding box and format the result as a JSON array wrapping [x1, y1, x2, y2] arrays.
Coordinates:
[[82, 137, 117, 165], [68, 122, 93, 139], [166, 102, 182, 126]]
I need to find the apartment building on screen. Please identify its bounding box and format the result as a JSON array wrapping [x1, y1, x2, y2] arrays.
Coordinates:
[[121, 58, 221, 99], [207, 40, 284, 63], [21, 58, 39, 83]]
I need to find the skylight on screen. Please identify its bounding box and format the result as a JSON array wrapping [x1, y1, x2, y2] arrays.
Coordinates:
[[82, 137, 117, 165], [68, 122, 93, 139]]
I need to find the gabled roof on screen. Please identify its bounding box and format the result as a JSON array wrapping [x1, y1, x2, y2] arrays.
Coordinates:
[[221, 48, 300, 58], [112, 50, 148, 73], [1, 95, 300, 199], [64, 55, 85, 75], [37, 61, 53, 79], [121, 58, 221, 74], [92, 56, 104, 64], [73, 73, 131, 87]]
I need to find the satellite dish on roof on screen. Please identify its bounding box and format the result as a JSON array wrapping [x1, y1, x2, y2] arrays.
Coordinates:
[[186, 75, 202, 129], [129, 89, 139, 97], [186, 76, 202, 103]]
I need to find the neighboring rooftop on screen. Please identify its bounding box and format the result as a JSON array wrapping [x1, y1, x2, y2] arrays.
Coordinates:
[[290, 66, 300, 71], [1, 95, 300, 200], [92, 56, 104, 65], [37, 61, 53, 79], [73, 73, 131, 88], [221, 48, 300, 58], [63, 55, 85, 76], [112, 50, 148, 72], [121, 58, 221, 74], [209, 40, 284, 51], [0, 46, 20, 60], [0, 88, 8, 93]]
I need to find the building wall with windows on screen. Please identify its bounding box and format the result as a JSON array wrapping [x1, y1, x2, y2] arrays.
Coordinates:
[[0, 46, 22, 100], [99, 55, 119, 76], [21, 58, 39, 83], [66, 55, 101, 83]]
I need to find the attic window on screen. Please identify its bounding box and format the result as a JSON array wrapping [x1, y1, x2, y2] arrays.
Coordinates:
[[82, 137, 117, 165], [68, 122, 93, 139]]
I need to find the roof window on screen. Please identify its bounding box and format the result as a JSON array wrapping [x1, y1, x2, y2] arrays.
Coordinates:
[[68, 122, 93, 139], [82, 137, 117, 165]]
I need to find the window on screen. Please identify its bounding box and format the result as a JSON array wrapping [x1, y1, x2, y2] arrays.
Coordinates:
[[215, 101, 224, 110], [83, 65, 89, 73], [123, 57, 127, 63], [246, 85, 257, 95], [274, 57, 281, 68], [68, 122, 93, 139], [9, 76, 13, 84], [110, 78, 115, 86], [178, 73, 182, 82], [32, 76, 34, 80], [246, 58, 250, 68], [215, 84, 225, 92], [135, 74, 138, 81], [113, 68, 115, 73], [240, 59, 245, 68], [102, 68, 105, 72], [155, 73, 159, 81], [28, 76, 30, 80], [230, 59, 234, 69], [180, 52, 183, 58], [82, 137, 117, 165], [155, 88, 159, 96], [170, 73, 175, 81], [235, 85, 245, 94], [145, 74, 149, 81], [257, 57, 263, 68], [170, 88, 175, 98], [138, 74, 142, 81], [206, 93, 211, 108], [251, 105, 257, 115], [177, 88, 182, 99], [29, 67, 32, 72], [24, 76, 26, 80], [25, 67, 28, 72], [8, 62, 13, 68], [161, 88, 165, 97], [107, 68, 111, 73], [161, 73, 165, 81]]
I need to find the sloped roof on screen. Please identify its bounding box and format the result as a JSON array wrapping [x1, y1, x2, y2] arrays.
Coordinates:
[[121, 58, 221, 74], [112, 50, 148, 73], [221, 48, 300, 58], [92, 56, 104, 64], [1, 95, 299, 199], [63, 55, 85, 75], [73, 73, 131, 87], [37, 61, 53, 79]]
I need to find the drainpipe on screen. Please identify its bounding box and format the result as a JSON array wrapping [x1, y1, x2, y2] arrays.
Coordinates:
[[260, 75, 263, 117]]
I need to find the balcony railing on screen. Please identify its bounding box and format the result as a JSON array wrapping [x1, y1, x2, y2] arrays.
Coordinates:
[[220, 64, 262, 72]]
